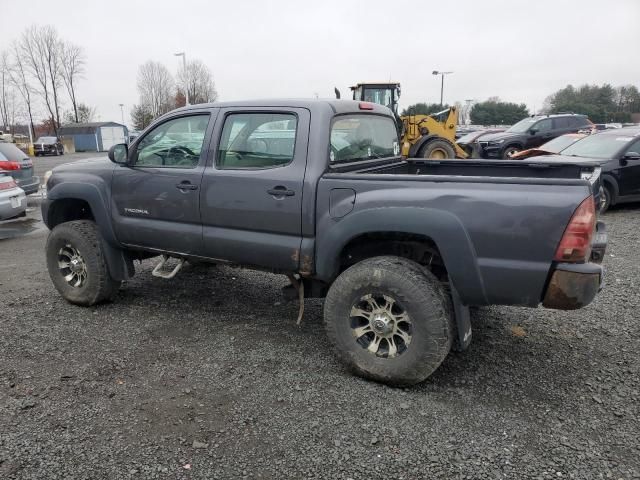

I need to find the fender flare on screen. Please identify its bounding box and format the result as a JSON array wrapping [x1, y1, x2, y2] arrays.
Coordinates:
[[44, 182, 133, 280], [601, 174, 619, 203], [315, 206, 488, 305]]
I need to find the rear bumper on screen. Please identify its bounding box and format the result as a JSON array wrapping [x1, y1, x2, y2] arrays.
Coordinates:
[[0, 189, 27, 220], [542, 220, 607, 310], [543, 263, 603, 310], [17, 176, 40, 195]]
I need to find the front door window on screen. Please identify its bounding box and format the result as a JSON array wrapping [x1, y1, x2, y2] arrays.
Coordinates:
[[135, 115, 209, 168]]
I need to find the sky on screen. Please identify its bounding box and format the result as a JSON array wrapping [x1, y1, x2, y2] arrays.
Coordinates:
[[1, 0, 639, 128]]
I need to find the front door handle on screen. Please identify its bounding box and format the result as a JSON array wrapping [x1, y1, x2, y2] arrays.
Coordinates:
[[267, 186, 295, 197], [176, 182, 198, 191]]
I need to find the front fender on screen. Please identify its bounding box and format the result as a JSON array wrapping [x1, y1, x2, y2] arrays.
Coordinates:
[[601, 173, 619, 200], [45, 180, 118, 245], [315, 206, 488, 305], [43, 179, 133, 281]]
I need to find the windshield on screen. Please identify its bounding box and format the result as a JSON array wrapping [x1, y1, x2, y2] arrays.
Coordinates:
[[560, 134, 633, 159], [363, 88, 394, 109], [506, 118, 537, 133], [540, 135, 585, 153], [35, 137, 56, 144], [0, 143, 29, 160], [330, 114, 399, 164]]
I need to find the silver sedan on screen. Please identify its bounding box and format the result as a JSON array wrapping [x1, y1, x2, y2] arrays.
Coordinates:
[[0, 174, 27, 220]]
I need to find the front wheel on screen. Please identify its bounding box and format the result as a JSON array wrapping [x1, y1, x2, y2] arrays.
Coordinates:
[[46, 220, 120, 306], [600, 185, 613, 213], [324, 256, 453, 386], [502, 145, 521, 159], [419, 139, 456, 159]]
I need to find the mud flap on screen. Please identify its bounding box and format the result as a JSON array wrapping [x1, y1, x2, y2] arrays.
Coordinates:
[[451, 284, 472, 352]]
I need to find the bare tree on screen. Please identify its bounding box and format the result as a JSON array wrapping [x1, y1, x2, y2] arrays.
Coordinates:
[[137, 61, 174, 119], [0, 51, 10, 129], [177, 59, 218, 105], [60, 41, 85, 123], [7, 42, 37, 139], [20, 25, 63, 134], [64, 103, 96, 124]]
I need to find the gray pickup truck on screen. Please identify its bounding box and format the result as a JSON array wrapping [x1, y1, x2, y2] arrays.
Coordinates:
[[43, 99, 607, 386]]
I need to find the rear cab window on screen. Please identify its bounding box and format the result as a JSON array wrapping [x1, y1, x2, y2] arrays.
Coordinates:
[[330, 114, 399, 165]]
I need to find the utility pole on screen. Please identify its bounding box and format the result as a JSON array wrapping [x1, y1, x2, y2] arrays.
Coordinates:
[[432, 70, 453, 107], [174, 52, 189, 106], [119, 104, 125, 127]]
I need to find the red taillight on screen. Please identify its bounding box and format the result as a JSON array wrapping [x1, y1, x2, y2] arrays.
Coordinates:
[[359, 102, 374, 110], [0, 178, 18, 190], [0, 160, 21, 170], [554, 196, 596, 262]]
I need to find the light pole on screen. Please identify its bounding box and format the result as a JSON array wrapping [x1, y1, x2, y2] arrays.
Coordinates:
[[174, 52, 189, 106], [118, 104, 125, 127], [432, 70, 453, 107]]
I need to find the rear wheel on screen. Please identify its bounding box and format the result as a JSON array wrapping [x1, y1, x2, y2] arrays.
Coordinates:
[[324, 256, 453, 386], [46, 220, 120, 306], [502, 145, 521, 158], [419, 139, 456, 159]]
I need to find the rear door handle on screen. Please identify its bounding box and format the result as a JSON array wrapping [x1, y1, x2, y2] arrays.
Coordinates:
[[176, 182, 198, 191], [267, 186, 295, 197]]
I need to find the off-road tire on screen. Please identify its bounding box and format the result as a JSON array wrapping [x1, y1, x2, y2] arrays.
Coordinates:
[[502, 145, 521, 159], [46, 220, 120, 306], [419, 139, 456, 159], [324, 256, 454, 386]]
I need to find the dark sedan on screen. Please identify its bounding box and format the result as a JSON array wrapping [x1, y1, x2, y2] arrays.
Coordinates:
[[0, 143, 39, 195], [34, 136, 64, 156], [543, 127, 640, 212]]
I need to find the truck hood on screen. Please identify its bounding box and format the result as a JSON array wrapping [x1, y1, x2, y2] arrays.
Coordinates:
[[53, 156, 112, 173]]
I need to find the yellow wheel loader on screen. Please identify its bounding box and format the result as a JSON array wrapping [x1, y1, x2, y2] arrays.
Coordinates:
[[348, 82, 467, 159]]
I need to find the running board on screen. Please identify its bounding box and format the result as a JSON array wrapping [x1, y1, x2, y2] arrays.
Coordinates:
[[152, 255, 185, 279]]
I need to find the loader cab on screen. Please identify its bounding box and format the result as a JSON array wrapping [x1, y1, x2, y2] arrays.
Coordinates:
[[350, 83, 401, 116]]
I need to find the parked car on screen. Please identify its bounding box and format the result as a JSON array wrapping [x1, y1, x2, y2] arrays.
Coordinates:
[[509, 133, 588, 160], [0, 143, 39, 195], [477, 113, 593, 159], [0, 173, 27, 220], [43, 99, 606, 386], [545, 127, 640, 212], [34, 136, 64, 156], [457, 129, 505, 157]]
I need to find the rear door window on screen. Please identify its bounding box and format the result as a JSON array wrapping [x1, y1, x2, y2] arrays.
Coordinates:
[[217, 113, 297, 169], [553, 117, 571, 129], [571, 116, 590, 128], [534, 118, 553, 133], [330, 114, 399, 164]]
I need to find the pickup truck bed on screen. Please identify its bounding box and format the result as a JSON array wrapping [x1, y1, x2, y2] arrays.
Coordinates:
[[317, 157, 602, 307]]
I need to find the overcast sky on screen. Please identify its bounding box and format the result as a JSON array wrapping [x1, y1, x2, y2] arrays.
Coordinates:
[[1, 0, 639, 127]]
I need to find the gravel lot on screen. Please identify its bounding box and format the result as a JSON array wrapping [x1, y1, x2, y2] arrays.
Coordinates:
[[0, 196, 639, 479]]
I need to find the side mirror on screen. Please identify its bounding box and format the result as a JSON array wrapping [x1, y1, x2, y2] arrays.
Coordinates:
[[108, 143, 128, 164], [623, 151, 640, 161], [529, 128, 538, 135]]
